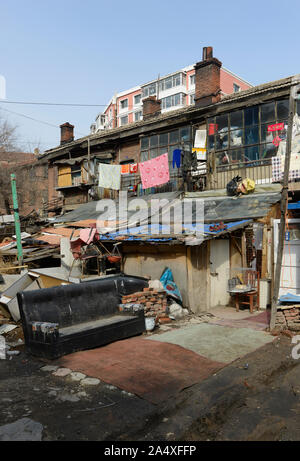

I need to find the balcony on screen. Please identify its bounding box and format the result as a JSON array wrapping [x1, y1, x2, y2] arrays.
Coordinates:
[[208, 158, 273, 190]]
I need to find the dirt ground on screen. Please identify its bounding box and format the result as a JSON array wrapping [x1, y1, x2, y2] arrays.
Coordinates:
[[1, 331, 300, 441]]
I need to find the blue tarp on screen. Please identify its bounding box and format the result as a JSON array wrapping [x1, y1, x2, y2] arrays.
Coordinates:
[[160, 268, 182, 302], [288, 201, 300, 210], [99, 219, 252, 242], [279, 292, 300, 303]]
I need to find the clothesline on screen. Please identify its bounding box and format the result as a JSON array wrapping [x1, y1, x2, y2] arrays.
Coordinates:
[[98, 129, 207, 191]]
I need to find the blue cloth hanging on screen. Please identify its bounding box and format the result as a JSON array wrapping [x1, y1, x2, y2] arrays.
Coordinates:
[[172, 149, 181, 168]]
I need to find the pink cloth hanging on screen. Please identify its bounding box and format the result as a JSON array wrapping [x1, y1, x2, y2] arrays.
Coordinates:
[[139, 153, 170, 189], [79, 227, 97, 244]]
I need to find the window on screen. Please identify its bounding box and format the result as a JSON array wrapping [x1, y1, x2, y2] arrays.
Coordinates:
[[190, 94, 195, 105], [159, 73, 184, 92], [134, 111, 142, 121], [134, 94, 141, 105], [71, 164, 82, 186], [120, 115, 128, 126], [207, 98, 291, 167], [161, 93, 185, 110], [120, 99, 128, 110], [190, 74, 195, 86], [142, 83, 157, 98], [233, 83, 241, 93], [140, 126, 191, 178]]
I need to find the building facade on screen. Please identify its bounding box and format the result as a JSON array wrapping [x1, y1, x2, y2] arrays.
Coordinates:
[[90, 49, 252, 133]]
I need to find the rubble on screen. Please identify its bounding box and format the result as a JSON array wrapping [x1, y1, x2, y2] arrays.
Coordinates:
[[274, 306, 300, 332], [120, 287, 168, 319]]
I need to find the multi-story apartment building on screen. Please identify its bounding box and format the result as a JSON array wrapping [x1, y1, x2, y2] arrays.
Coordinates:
[[90, 60, 252, 133]]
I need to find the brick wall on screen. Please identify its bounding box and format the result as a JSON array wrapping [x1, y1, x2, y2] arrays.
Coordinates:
[[194, 57, 222, 107], [0, 158, 49, 215], [118, 141, 140, 164]]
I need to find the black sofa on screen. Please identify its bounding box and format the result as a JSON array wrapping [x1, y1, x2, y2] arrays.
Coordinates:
[[17, 274, 148, 360]]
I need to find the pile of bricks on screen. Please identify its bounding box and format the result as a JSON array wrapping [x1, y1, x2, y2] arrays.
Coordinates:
[[121, 288, 169, 319], [275, 306, 300, 331]]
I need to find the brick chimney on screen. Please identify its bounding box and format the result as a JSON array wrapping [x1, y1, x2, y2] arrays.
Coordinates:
[[60, 122, 74, 145], [194, 47, 222, 107], [142, 96, 161, 120]]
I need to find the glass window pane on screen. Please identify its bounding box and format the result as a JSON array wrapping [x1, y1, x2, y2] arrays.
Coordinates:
[[170, 130, 179, 144], [217, 151, 230, 166], [245, 146, 260, 162], [245, 126, 259, 145], [207, 135, 214, 151], [174, 94, 180, 106], [216, 130, 229, 149], [165, 96, 172, 108], [260, 124, 275, 143], [279, 122, 288, 142], [150, 135, 158, 147], [230, 110, 243, 130], [149, 84, 156, 95], [261, 143, 277, 159], [297, 101, 300, 116], [150, 148, 158, 159], [216, 114, 229, 132], [180, 126, 190, 141], [159, 147, 168, 155], [229, 148, 244, 164], [174, 74, 181, 86], [244, 106, 259, 126], [159, 133, 168, 146], [230, 129, 243, 147], [140, 151, 148, 162], [277, 99, 289, 120], [261, 102, 275, 123], [165, 78, 172, 89], [141, 137, 149, 149]]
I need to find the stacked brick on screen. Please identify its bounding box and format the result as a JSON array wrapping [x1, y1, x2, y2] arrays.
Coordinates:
[[275, 306, 300, 331], [120, 288, 168, 318]]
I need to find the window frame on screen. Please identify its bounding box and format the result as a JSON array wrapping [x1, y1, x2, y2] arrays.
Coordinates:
[[206, 98, 292, 167]]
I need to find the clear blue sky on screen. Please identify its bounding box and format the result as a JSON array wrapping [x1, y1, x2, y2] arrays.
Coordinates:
[[0, 0, 299, 152]]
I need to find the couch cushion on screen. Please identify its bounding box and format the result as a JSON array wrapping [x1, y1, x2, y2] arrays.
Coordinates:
[[60, 314, 138, 338]]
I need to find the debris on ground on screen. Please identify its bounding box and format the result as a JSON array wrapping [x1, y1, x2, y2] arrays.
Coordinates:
[[0, 418, 43, 441]]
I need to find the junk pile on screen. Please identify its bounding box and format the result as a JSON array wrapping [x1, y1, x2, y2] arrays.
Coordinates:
[[120, 287, 168, 320], [274, 293, 300, 332], [274, 306, 300, 332], [226, 176, 255, 197], [0, 307, 24, 358], [119, 268, 188, 330], [0, 234, 60, 273]]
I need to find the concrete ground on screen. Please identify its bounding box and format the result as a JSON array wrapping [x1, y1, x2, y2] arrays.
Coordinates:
[[2, 305, 297, 441]]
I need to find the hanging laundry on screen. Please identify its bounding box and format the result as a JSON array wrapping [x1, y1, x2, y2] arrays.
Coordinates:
[[79, 227, 97, 245], [139, 153, 170, 189], [130, 163, 138, 174], [172, 149, 182, 168], [98, 163, 121, 190], [121, 164, 130, 174]]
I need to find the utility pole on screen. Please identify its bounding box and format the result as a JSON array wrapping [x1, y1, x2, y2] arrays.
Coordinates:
[[10, 173, 23, 266], [270, 76, 300, 330]]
